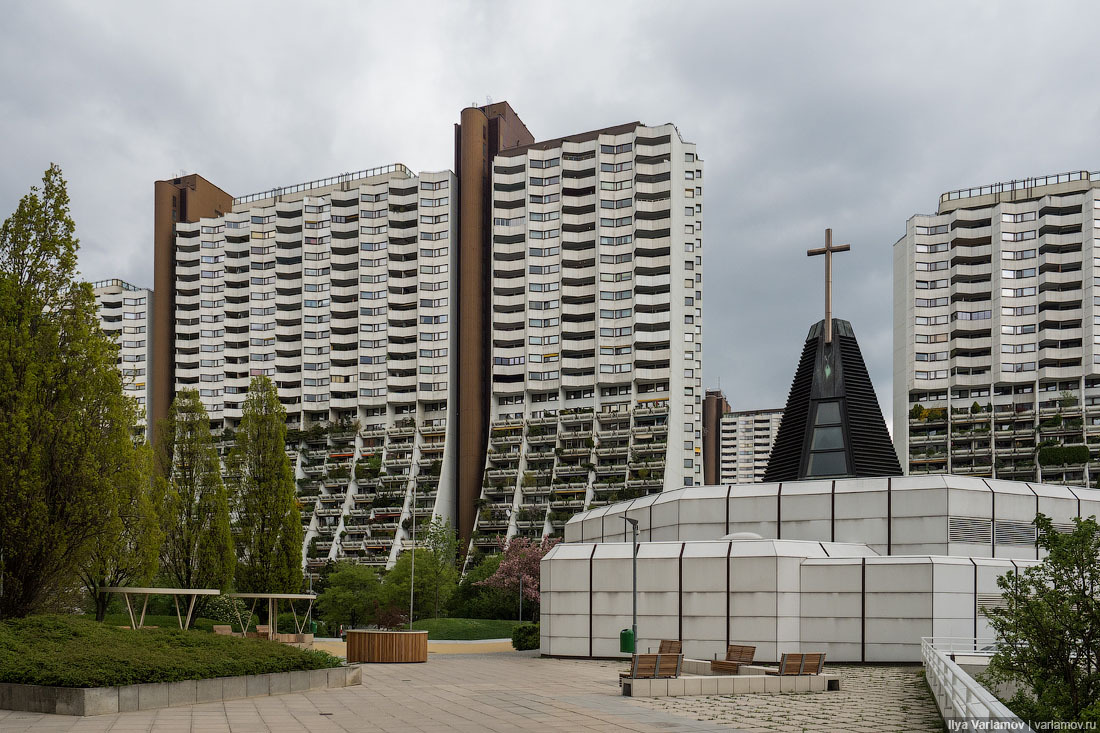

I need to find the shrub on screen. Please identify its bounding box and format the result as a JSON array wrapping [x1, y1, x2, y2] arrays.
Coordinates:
[[1038, 445, 1090, 467], [0, 615, 341, 688], [511, 623, 540, 651]]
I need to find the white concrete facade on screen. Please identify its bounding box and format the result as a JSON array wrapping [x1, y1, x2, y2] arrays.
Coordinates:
[[93, 278, 153, 437], [475, 124, 704, 552], [173, 164, 457, 570], [719, 408, 783, 484], [541, 475, 1099, 662], [893, 169, 1100, 487]]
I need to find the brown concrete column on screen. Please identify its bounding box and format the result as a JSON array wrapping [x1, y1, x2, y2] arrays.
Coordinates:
[[702, 390, 730, 485]]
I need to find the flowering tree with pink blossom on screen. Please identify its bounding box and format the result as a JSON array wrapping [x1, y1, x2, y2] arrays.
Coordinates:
[[476, 536, 560, 620]]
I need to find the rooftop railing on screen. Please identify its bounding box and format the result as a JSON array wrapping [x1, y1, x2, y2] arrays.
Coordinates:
[[90, 278, 143, 292], [940, 170, 1095, 204], [233, 163, 413, 206]]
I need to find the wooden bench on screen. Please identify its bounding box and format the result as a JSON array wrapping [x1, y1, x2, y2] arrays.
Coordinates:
[[621, 640, 681, 684], [213, 625, 233, 636], [622, 653, 683, 680], [710, 644, 756, 674], [764, 652, 826, 675]]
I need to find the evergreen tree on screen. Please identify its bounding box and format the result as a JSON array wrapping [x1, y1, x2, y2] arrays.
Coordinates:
[[0, 164, 150, 618], [226, 376, 302, 593], [156, 390, 234, 602]]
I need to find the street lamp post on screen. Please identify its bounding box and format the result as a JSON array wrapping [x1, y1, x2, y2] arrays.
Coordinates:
[[624, 517, 639, 648], [409, 482, 415, 631]]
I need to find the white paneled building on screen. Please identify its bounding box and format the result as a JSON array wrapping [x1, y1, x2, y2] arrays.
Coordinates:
[[720, 408, 783, 483], [475, 123, 704, 552], [93, 278, 153, 436], [894, 169, 1100, 487], [174, 164, 457, 569], [541, 475, 1100, 662]]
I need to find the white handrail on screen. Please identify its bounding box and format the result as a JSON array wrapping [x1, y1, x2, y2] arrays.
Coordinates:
[[921, 637, 1033, 731]]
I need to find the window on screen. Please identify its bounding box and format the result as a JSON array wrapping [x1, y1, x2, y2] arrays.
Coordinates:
[[1002, 211, 1037, 223], [600, 161, 632, 173], [915, 297, 948, 307], [916, 279, 948, 289], [915, 224, 949, 235], [805, 401, 846, 477], [529, 210, 560, 222], [916, 243, 948, 253], [1002, 230, 1037, 241], [600, 198, 632, 209], [1002, 249, 1036, 261], [420, 180, 449, 191], [601, 143, 632, 154], [1002, 361, 1037, 372], [1002, 268, 1036, 279], [530, 193, 561, 204], [1001, 287, 1036, 297], [529, 229, 560, 239], [529, 175, 560, 187], [529, 264, 560, 274], [420, 196, 449, 208], [529, 157, 560, 169], [600, 180, 632, 191], [600, 216, 632, 227], [1002, 305, 1036, 316], [953, 310, 991, 321]]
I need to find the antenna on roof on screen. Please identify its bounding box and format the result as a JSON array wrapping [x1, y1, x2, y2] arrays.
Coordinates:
[[485, 95, 493, 105]]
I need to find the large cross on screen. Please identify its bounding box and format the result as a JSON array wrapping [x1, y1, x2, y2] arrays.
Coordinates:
[[807, 228, 850, 344]]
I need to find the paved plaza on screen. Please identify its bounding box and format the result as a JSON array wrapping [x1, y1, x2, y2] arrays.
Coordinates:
[[0, 653, 944, 733]]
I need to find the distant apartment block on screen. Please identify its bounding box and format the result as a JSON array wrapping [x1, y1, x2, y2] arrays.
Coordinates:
[[157, 104, 703, 570], [894, 169, 1100, 486], [720, 408, 783, 483], [92, 278, 152, 437]]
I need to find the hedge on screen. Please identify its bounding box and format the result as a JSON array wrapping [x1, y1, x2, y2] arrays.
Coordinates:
[[0, 615, 342, 688], [511, 623, 540, 651]]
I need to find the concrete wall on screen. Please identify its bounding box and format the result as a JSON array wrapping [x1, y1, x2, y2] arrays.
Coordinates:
[[541, 538, 1034, 663]]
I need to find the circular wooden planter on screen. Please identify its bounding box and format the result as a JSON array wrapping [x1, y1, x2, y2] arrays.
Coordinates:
[[346, 630, 428, 663]]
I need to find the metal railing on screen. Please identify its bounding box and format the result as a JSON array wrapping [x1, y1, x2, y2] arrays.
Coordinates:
[[940, 170, 1093, 204], [921, 637, 1033, 731], [233, 163, 413, 205]]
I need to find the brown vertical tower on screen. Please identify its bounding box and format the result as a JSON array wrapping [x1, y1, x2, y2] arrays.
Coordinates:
[[150, 174, 234, 438], [454, 103, 534, 543], [702, 389, 730, 485]]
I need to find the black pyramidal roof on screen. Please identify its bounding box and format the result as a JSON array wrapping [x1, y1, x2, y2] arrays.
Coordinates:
[[763, 318, 902, 482]]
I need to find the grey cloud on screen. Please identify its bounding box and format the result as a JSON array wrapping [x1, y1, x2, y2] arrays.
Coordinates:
[[4, 0, 1100, 431]]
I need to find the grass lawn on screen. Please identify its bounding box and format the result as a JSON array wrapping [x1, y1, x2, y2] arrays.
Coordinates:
[[0, 615, 342, 688], [410, 617, 526, 640]]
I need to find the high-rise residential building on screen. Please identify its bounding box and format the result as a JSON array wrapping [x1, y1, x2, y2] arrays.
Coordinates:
[[159, 104, 702, 569], [174, 164, 456, 569], [93, 278, 153, 437], [719, 408, 783, 483], [473, 122, 704, 549], [152, 174, 234, 434], [893, 169, 1100, 486], [701, 388, 730, 484]]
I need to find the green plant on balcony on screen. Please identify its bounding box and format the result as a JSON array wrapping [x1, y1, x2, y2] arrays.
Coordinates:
[[528, 425, 545, 437], [326, 465, 350, 481], [396, 416, 416, 428], [584, 437, 594, 448], [521, 471, 535, 488], [1041, 415, 1064, 429], [1038, 444, 1090, 467], [355, 454, 382, 481]]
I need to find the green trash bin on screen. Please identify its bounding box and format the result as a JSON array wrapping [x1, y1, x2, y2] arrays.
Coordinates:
[[619, 628, 635, 653]]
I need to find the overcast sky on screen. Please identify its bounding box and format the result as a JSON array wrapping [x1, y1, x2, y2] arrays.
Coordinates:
[[5, 1, 1100, 428]]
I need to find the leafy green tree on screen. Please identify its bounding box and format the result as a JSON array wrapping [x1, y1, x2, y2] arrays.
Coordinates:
[[79, 439, 162, 621], [0, 165, 150, 618], [449, 555, 517, 619], [226, 376, 302, 593], [156, 390, 234, 606], [373, 518, 460, 622], [984, 514, 1100, 724], [316, 562, 379, 630]]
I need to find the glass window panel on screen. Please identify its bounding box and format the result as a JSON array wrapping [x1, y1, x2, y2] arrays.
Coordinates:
[[810, 426, 844, 451], [806, 451, 847, 476], [814, 401, 841, 425]]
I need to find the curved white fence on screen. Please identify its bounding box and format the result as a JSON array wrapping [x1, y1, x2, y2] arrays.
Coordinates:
[[921, 637, 1032, 731]]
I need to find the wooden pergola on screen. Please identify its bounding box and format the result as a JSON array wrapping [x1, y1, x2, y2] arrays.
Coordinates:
[[98, 587, 221, 630], [225, 592, 316, 640]]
